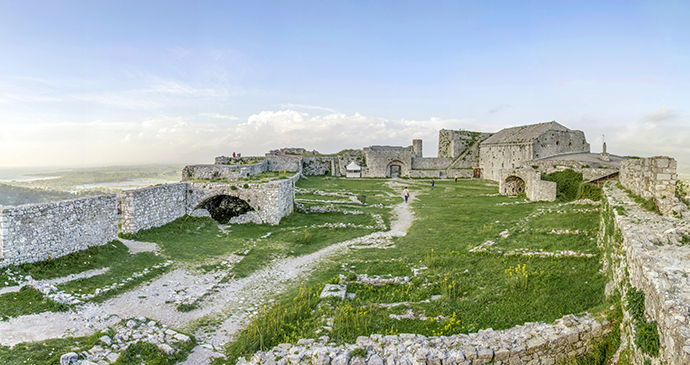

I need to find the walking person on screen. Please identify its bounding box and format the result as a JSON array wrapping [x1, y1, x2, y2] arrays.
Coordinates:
[[454, 175, 458, 182], [431, 179, 435, 190], [403, 187, 410, 203]]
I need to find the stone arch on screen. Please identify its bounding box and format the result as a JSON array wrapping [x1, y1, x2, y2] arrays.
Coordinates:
[[386, 160, 408, 178], [195, 194, 254, 223], [504, 175, 526, 195]]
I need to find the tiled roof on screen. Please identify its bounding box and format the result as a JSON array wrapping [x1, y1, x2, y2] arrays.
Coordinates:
[[481, 121, 568, 145]]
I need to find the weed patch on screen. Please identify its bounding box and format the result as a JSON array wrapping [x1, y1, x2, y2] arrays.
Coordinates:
[[0, 286, 69, 320]]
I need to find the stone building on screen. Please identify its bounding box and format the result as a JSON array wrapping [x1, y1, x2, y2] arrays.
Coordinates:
[[478, 121, 590, 181]]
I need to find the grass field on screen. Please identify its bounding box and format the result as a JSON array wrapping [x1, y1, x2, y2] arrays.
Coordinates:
[[224, 177, 606, 362], [1, 176, 607, 364]]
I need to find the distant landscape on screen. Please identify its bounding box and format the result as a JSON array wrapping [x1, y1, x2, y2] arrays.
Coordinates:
[[0, 165, 183, 206]]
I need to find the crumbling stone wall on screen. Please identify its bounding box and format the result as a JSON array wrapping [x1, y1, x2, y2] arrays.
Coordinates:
[[302, 157, 336, 176], [479, 143, 534, 182], [0, 195, 118, 268], [266, 154, 303, 172], [120, 183, 189, 235], [411, 158, 452, 170], [182, 161, 268, 181], [528, 160, 615, 181], [215, 156, 265, 165], [363, 146, 414, 177], [243, 313, 610, 365], [619, 157, 687, 217], [601, 184, 690, 364]]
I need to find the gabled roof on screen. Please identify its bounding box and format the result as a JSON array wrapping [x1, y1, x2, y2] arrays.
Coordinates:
[[346, 161, 361, 171], [481, 121, 568, 145]]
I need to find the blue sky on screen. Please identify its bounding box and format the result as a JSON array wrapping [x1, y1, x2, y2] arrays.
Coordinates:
[[0, 1, 688, 172]]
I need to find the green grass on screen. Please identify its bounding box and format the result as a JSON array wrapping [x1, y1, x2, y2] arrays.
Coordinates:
[[222, 178, 607, 362], [0, 331, 104, 365], [0, 286, 69, 320]]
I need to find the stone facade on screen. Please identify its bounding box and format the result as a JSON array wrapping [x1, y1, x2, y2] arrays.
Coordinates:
[[183, 161, 268, 181], [266, 154, 303, 172], [215, 156, 265, 165], [362, 146, 415, 177], [601, 184, 690, 364], [498, 169, 557, 202], [120, 183, 189, 234], [619, 156, 688, 217], [242, 313, 609, 365], [0, 195, 118, 268], [302, 157, 336, 176]]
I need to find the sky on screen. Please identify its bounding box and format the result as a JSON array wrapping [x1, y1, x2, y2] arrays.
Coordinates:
[[0, 0, 688, 172]]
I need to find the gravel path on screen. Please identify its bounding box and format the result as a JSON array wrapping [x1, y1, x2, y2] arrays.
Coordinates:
[[0, 188, 416, 365]]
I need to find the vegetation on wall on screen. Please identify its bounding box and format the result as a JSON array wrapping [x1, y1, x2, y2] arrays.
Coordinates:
[[626, 286, 660, 357], [541, 169, 584, 202]]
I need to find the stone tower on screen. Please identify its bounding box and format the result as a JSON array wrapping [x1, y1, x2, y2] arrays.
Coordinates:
[[412, 139, 423, 158]]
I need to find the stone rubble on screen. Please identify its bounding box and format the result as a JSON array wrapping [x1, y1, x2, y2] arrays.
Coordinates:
[[58, 317, 194, 365]]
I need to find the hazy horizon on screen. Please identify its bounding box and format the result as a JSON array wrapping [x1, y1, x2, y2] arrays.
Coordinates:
[[1, 1, 688, 173]]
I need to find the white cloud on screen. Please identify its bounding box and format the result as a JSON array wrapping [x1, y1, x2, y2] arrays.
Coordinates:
[[643, 105, 682, 123], [0, 111, 480, 168], [200, 113, 239, 120], [277, 103, 338, 113]]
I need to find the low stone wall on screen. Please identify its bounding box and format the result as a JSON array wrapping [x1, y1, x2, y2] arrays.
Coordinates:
[[303, 157, 337, 176], [266, 154, 303, 172], [120, 183, 188, 234], [215, 156, 265, 165], [601, 184, 690, 364], [0, 195, 118, 268], [182, 161, 267, 181], [411, 157, 452, 170], [619, 156, 687, 216], [242, 313, 609, 365]]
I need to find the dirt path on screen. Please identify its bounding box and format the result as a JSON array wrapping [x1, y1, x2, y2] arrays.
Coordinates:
[[0, 192, 416, 365]]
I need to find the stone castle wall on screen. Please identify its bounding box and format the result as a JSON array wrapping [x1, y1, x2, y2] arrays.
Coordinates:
[[266, 154, 303, 172], [302, 157, 336, 176], [215, 156, 265, 165], [619, 156, 688, 217], [363, 146, 414, 177], [120, 183, 189, 235], [182, 161, 268, 181], [498, 169, 557, 201], [0, 195, 118, 268], [601, 184, 690, 364], [528, 159, 615, 181], [411, 157, 452, 170]]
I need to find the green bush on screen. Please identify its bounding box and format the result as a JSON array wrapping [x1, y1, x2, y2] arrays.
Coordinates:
[[542, 169, 583, 202], [576, 183, 602, 201]]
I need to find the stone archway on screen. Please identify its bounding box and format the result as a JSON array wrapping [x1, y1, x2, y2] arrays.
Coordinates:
[[504, 175, 526, 195], [196, 195, 254, 223], [386, 160, 407, 178]]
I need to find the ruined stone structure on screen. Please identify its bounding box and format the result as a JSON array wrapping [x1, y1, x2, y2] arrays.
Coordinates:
[[479, 121, 590, 182], [602, 184, 690, 364], [183, 161, 268, 181], [120, 174, 299, 234], [619, 156, 688, 217], [0, 195, 118, 268], [498, 168, 557, 201]]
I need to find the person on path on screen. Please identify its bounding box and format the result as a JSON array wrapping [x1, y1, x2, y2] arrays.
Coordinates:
[[403, 187, 410, 203], [454, 175, 458, 182], [431, 179, 435, 190]]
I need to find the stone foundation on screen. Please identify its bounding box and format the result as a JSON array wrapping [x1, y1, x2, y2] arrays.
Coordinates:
[[619, 156, 688, 217]]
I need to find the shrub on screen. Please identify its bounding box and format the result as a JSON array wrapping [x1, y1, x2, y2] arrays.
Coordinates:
[[576, 183, 602, 201], [243, 184, 249, 189], [296, 230, 313, 245], [542, 169, 583, 202], [626, 287, 659, 357]]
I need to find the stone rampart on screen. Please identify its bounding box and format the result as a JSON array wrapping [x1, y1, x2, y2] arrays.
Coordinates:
[[182, 161, 268, 181], [601, 184, 690, 364], [215, 156, 265, 165], [266, 154, 303, 172], [243, 313, 609, 365], [302, 157, 336, 176], [120, 183, 189, 235], [619, 157, 687, 216], [0, 195, 118, 268], [528, 160, 615, 181]]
